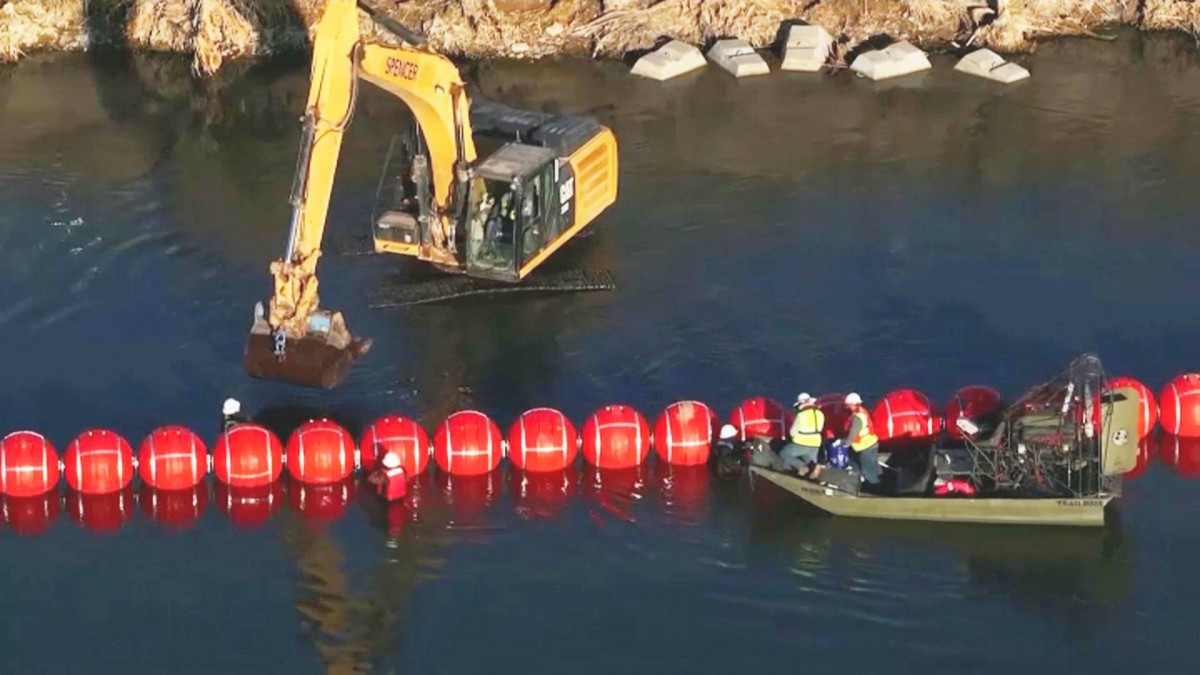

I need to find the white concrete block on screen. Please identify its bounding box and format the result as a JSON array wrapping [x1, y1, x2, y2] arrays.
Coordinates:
[[781, 24, 833, 72], [706, 39, 770, 77], [630, 40, 707, 81], [954, 48, 1030, 83], [850, 40, 932, 81]]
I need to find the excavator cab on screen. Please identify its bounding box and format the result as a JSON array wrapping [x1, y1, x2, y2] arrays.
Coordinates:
[[465, 143, 560, 282]]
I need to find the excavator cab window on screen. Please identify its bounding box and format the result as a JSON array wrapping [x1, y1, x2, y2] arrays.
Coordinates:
[[467, 142, 560, 281], [372, 131, 425, 250]]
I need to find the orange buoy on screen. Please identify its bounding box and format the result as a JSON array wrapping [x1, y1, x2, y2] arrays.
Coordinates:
[[290, 477, 354, 522], [508, 408, 578, 472], [1, 431, 60, 497], [137, 426, 207, 490], [215, 481, 283, 528], [509, 468, 576, 519], [871, 389, 937, 443], [1106, 376, 1158, 439], [141, 485, 208, 529], [433, 411, 503, 476], [67, 487, 134, 531], [3, 492, 60, 536], [212, 424, 283, 487], [285, 419, 355, 485], [654, 400, 718, 466], [64, 429, 134, 495], [1160, 373, 1200, 437], [582, 404, 651, 469], [945, 385, 1003, 439], [729, 397, 792, 441], [359, 415, 430, 475], [818, 393, 850, 439]]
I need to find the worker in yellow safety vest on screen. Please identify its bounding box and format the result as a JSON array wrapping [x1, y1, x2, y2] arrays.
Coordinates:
[[842, 393, 881, 485], [779, 393, 826, 479]]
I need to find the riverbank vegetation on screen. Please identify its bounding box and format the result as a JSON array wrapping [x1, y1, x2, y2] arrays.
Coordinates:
[[1, 0, 1199, 76]]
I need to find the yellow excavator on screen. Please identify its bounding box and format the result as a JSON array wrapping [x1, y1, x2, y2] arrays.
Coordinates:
[[244, 0, 618, 389]]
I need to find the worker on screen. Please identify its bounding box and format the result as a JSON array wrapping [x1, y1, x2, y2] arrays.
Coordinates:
[[222, 398, 250, 432], [779, 393, 826, 479], [712, 424, 744, 479], [843, 393, 881, 485], [367, 451, 408, 502]]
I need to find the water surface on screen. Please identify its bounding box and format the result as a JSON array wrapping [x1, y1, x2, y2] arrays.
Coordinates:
[[2, 32, 1199, 673]]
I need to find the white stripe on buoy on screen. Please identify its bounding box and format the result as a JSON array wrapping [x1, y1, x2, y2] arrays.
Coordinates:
[[150, 433, 158, 485], [1173, 383, 1181, 435], [665, 406, 674, 463]]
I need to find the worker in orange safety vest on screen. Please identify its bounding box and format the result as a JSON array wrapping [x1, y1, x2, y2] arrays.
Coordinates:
[[368, 451, 408, 502], [843, 393, 881, 485]]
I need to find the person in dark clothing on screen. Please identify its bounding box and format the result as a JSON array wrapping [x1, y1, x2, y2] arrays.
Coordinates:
[[712, 424, 746, 479], [222, 398, 250, 432]]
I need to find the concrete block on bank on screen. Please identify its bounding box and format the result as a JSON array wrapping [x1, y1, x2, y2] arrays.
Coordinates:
[[630, 40, 707, 81], [781, 24, 834, 72], [954, 48, 1030, 83], [850, 40, 931, 81], [706, 39, 770, 77]]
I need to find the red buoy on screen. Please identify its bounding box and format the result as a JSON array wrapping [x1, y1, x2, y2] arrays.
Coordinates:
[[140, 485, 208, 529], [1160, 373, 1200, 437], [871, 389, 937, 443], [285, 419, 355, 485], [3, 492, 61, 536], [729, 397, 792, 441], [212, 424, 283, 487], [215, 481, 283, 528], [1, 431, 60, 497], [359, 415, 430, 475], [1106, 376, 1158, 439], [433, 411, 503, 476], [64, 429, 134, 495], [67, 487, 134, 531], [818, 393, 850, 439], [582, 404, 651, 469], [290, 477, 354, 522], [509, 469, 576, 520], [654, 400, 718, 466], [945, 385, 1003, 439], [508, 408, 578, 472], [137, 426, 207, 490]]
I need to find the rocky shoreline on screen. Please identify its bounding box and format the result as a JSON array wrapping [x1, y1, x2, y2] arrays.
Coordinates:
[[1, 0, 1199, 76]]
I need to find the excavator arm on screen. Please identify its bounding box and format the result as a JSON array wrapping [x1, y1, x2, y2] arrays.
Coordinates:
[[246, 0, 477, 388]]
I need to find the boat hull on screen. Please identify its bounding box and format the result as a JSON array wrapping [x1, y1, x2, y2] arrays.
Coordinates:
[[749, 466, 1113, 527]]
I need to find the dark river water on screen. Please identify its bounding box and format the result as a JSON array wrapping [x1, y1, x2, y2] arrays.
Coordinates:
[[3, 31, 1200, 673]]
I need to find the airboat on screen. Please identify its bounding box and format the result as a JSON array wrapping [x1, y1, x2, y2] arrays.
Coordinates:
[[749, 354, 1141, 527]]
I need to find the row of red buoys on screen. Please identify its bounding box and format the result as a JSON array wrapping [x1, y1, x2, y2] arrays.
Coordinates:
[[2, 373, 1196, 496]]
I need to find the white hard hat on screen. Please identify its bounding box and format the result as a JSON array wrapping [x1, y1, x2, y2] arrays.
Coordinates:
[[794, 392, 814, 407], [719, 424, 738, 440], [381, 452, 401, 469], [222, 398, 241, 416], [844, 393, 863, 405]]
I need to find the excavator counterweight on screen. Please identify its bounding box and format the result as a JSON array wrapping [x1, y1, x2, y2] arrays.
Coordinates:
[[244, 0, 618, 389]]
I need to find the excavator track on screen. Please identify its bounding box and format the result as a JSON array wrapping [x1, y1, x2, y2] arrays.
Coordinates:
[[369, 269, 616, 307]]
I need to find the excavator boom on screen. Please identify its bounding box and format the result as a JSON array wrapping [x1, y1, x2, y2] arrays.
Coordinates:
[[244, 0, 618, 389], [245, 0, 476, 388]]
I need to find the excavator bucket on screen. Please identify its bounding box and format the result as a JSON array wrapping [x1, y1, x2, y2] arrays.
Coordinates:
[[243, 304, 372, 389]]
